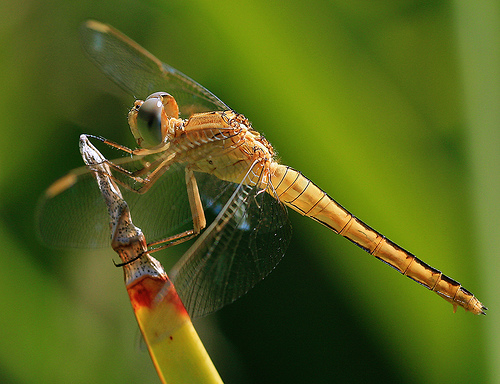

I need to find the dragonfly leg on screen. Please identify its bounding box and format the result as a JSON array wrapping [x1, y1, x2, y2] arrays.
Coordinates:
[[86, 134, 167, 156], [85, 134, 135, 154], [83, 134, 178, 191], [100, 152, 175, 194], [146, 166, 206, 253], [83, 148, 176, 197], [185, 166, 207, 233]]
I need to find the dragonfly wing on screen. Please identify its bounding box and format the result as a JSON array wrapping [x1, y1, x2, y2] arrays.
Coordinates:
[[36, 165, 112, 248], [170, 163, 293, 318], [80, 20, 229, 117], [36, 148, 193, 249]]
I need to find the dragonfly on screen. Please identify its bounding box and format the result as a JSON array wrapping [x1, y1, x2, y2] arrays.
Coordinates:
[[37, 20, 486, 317]]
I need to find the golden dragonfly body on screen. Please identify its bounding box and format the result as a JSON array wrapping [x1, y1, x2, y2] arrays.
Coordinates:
[[130, 93, 486, 315], [38, 21, 486, 317]]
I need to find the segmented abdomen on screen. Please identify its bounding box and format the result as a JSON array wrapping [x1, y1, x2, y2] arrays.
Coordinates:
[[270, 164, 486, 315]]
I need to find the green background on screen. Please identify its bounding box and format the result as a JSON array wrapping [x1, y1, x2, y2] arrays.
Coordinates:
[[0, 0, 498, 383]]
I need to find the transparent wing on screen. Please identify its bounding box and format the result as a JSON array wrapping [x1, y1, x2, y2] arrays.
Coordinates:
[[36, 153, 193, 248], [170, 163, 293, 318], [36, 164, 113, 248], [80, 20, 229, 117]]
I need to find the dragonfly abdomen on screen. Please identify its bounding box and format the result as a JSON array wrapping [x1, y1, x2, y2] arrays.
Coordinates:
[[271, 164, 486, 315], [271, 165, 352, 230]]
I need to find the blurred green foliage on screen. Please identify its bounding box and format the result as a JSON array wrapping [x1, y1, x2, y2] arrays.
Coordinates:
[[0, 0, 498, 383]]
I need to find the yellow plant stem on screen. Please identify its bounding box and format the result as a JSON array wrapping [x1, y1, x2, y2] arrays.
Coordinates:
[[125, 258, 223, 384], [80, 135, 223, 384]]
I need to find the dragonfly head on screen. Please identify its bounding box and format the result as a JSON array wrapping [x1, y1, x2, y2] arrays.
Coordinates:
[[128, 92, 180, 148]]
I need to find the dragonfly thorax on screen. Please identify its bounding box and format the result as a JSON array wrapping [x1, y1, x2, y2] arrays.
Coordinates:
[[170, 109, 275, 188]]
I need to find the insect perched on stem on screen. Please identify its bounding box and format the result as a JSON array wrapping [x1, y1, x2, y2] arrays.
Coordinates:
[[37, 21, 486, 317]]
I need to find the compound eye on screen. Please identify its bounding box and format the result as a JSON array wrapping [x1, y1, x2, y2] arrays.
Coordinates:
[[136, 97, 164, 147]]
